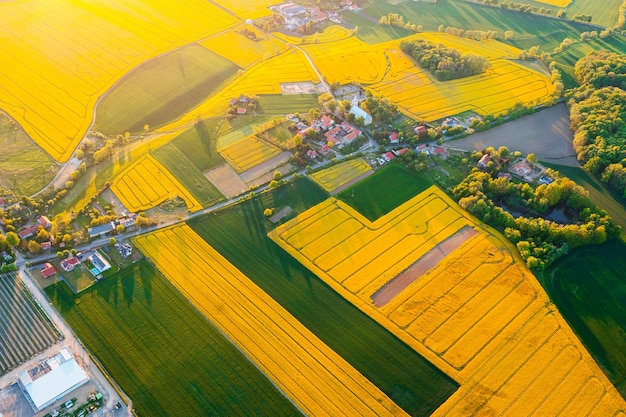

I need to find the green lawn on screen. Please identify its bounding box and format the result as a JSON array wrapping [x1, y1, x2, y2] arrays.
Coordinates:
[[152, 142, 224, 206], [170, 119, 226, 172], [45, 260, 301, 417], [337, 163, 434, 221], [0, 111, 57, 196], [187, 177, 458, 417], [257, 94, 319, 115], [540, 239, 626, 397], [94, 44, 238, 135]]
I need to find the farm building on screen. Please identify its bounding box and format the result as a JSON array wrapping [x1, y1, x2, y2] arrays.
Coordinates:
[[18, 225, 39, 240], [41, 263, 56, 279], [37, 216, 52, 229], [87, 221, 115, 239], [18, 347, 89, 412]]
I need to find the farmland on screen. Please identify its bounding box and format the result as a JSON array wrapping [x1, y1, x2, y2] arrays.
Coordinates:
[[93, 44, 238, 135], [0, 272, 61, 375], [218, 135, 282, 173], [366, 34, 554, 120], [310, 158, 373, 193], [270, 185, 626, 415], [188, 177, 457, 416], [110, 155, 201, 212], [542, 239, 626, 396], [0, 0, 237, 162], [169, 119, 226, 172], [45, 260, 300, 417], [135, 225, 409, 417], [152, 143, 224, 207], [210, 0, 279, 20], [201, 26, 287, 69], [0, 111, 57, 197], [337, 164, 434, 221]]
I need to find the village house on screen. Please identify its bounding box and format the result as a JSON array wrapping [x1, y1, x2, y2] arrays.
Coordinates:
[[320, 144, 331, 155], [477, 153, 491, 168], [37, 216, 52, 229], [41, 263, 56, 279], [18, 225, 39, 240], [61, 257, 80, 272], [41, 241, 52, 252], [306, 149, 318, 160], [324, 121, 362, 146], [432, 146, 449, 159], [414, 125, 427, 138], [389, 132, 400, 144], [87, 221, 116, 240]]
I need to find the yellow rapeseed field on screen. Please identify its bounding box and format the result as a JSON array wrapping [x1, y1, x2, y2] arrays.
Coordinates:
[[0, 0, 237, 162], [309, 158, 372, 193], [201, 26, 287, 68], [270, 186, 626, 416], [210, 0, 280, 19], [134, 225, 409, 417], [275, 25, 354, 44], [536, 0, 571, 6], [218, 135, 282, 173], [303, 39, 389, 85], [110, 155, 201, 212]]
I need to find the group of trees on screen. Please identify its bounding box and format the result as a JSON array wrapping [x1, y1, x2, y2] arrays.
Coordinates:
[[361, 93, 400, 124], [400, 39, 490, 81], [452, 170, 620, 269], [568, 52, 626, 198]]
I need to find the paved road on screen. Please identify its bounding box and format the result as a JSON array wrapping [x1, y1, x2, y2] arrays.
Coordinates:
[[447, 104, 580, 167]]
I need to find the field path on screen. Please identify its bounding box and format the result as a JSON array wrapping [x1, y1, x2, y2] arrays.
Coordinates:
[[448, 103, 579, 166]]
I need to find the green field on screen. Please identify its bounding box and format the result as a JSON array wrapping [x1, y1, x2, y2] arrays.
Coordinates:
[[0, 111, 57, 196], [256, 94, 319, 115], [350, 0, 605, 50], [94, 44, 238, 135], [337, 163, 434, 221], [152, 142, 224, 206], [541, 239, 626, 397], [45, 260, 301, 417], [187, 177, 458, 417], [170, 119, 226, 172], [518, 0, 624, 28]]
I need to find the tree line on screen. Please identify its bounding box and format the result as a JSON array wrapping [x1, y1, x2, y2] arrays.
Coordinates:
[[568, 51, 626, 198], [452, 169, 620, 270], [399, 39, 490, 81]]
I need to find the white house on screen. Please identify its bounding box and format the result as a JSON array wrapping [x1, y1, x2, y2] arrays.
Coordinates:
[[349, 96, 372, 125]]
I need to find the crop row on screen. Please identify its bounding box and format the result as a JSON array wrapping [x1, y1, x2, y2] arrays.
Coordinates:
[[218, 135, 282, 173], [310, 159, 372, 192], [271, 187, 626, 415], [111, 155, 201, 212], [0, 272, 61, 373], [134, 225, 408, 417], [0, 0, 237, 161]]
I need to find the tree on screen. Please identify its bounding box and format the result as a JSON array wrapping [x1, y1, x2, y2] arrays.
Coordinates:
[[263, 208, 274, 217], [5, 232, 19, 247], [28, 240, 42, 254], [273, 171, 282, 181], [526, 153, 537, 165], [109, 237, 117, 245], [269, 180, 279, 189]]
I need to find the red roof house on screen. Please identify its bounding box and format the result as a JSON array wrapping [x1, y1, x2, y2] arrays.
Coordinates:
[[61, 257, 80, 272], [433, 147, 449, 159], [38, 216, 52, 229], [236, 107, 247, 115], [382, 151, 395, 162], [414, 125, 427, 137], [41, 263, 57, 279], [478, 154, 491, 168], [320, 145, 331, 155], [41, 242, 52, 251], [18, 225, 39, 240], [320, 115, 334, 130], [389, 132, 400, 144], [307, 149, 318, 159]]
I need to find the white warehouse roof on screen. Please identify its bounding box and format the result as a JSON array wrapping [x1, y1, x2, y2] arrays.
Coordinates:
[[18, 347, 89, 411]]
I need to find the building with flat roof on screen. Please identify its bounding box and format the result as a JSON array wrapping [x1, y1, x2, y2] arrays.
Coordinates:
[[18, 347, 89, 412]]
